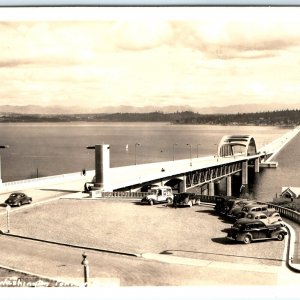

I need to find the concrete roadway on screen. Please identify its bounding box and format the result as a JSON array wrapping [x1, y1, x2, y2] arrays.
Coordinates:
[[0, 233, 292, 287]]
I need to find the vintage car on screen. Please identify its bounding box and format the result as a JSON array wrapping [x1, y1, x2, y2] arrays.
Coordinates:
[[141, 186, 174, 205], [236, 204, 272, 219], [214, 196, 237, 214], [227, 219, 287, 244], [236, 211, 284, 226], [214, 196, 228, 214], [228, 199, 258, 218], [173, 193, 200, 207], [214, 197, 256, 217], [4, 192, 32, 207]]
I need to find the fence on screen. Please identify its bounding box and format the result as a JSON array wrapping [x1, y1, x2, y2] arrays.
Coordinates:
[[267, 203, 300, 224], [197, 195, 219, 204], [98, 191, 149, 198]]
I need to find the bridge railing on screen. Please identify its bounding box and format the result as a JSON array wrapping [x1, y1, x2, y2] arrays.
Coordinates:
[[197, 195, 219, 204], [267, 203, 300, 224], [96, 191, 150, 199], [0, 170, 95, 194]]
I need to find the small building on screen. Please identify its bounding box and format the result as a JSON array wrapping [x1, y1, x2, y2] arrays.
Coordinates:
[[280, 187, 300, 199], [273, 187, 300, 204]]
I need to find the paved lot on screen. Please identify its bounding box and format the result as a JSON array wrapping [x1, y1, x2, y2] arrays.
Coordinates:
[[0, 198, 285, 266]]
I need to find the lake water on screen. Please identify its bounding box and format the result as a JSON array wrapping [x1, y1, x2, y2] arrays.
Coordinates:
[[0, 122, 297, 200]]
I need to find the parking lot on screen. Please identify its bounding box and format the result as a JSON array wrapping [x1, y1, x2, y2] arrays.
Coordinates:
[[0, 197, 285, 267]]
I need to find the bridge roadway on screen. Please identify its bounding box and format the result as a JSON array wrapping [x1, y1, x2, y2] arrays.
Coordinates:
[[108, 153, 256, 191], [1, 125, 299, 195], [0, 153, 260, 195]]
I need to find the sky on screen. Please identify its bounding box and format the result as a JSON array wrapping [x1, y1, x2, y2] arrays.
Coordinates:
[[1, 6, 300, 110]]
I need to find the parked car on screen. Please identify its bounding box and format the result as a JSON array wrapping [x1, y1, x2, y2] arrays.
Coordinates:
[[141, 186, 174, 205], [226, 219, 287, 244], [214, 196, 228, 213], [173, 193, 200, 207], [268, 212, 284, 225], [228, 199, 258, 218], [5, 192, 32, 207], [214, 197, 256, 217], [237, 211, 284, 226], [236, 204, 272, 219]]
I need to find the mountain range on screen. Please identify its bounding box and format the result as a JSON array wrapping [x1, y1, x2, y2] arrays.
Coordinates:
[[0, 103, 299, 115]]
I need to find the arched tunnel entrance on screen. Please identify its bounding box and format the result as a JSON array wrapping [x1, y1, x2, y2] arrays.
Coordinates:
[[218, 135, 257, 157]]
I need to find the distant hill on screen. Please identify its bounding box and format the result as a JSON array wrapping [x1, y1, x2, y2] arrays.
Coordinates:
[[0, 102, 299, 115], [0, 109, 299, 126]]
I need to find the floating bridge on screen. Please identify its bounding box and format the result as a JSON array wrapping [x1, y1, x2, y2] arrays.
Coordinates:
[[84, 126, 300, 197], [1, 126, 299, 197]]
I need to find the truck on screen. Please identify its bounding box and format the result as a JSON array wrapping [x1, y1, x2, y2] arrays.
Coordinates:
[[141, 186, 174, 206]]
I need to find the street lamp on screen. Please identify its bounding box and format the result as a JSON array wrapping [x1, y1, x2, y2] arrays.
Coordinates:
[[197, 144, 201, 158], [135, 143, 140, 165], [0, 145, 9, 184], [213, 143, 218, 157], [173, 143, 178, 161], [186, 143, 192, 166]]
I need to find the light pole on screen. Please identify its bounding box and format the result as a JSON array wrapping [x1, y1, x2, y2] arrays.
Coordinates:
[[213, 143, 218, 157], [0, 145, 9, 184], [134, 143, 140, 165], [186, 143, 192, 166], [173, 143, 177, 161], [197, 144, 201, 158]]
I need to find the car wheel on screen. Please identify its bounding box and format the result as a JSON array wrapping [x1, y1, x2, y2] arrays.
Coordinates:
[[166, 198, 172, 204], [18, 202, 21, 207], [277, 233, 285, 241], [149, 200, 153, 206], [28, 199, 32, 204], [243, 235, 251, 244], [188, 201, 192, 207]]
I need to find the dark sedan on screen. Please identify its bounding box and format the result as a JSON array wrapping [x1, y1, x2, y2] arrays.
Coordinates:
[[4, 192, 32, 207], [227, 219, 287, 244], [173, 193, 200, 207]]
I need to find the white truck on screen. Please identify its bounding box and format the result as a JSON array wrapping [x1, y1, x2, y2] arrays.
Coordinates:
[[141, 186, 174, 205]]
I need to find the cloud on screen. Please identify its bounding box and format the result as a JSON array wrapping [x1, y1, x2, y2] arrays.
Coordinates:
[[1, 8, 300, 110], [168, 18, 300, 59], [111, 21, 174, 51], [0, 59, 32, 68]]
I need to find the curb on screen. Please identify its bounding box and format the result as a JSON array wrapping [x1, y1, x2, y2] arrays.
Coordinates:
[[201, 202, 300, 273], [0, 231, 139, 258], [284, 223, 300, 273]]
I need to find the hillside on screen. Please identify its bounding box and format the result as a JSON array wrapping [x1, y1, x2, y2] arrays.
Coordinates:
[[0, 109, 299, 126]]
